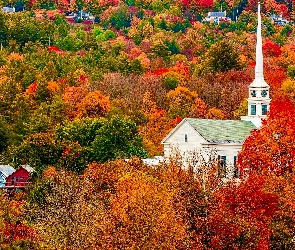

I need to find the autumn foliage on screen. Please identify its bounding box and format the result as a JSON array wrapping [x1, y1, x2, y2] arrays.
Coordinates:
[[20, 149, 295, 249], [0, 1, 295, 249], [77, 91, 110, 118], [0, 192, 37, 248], [238, 97, 295, 175]]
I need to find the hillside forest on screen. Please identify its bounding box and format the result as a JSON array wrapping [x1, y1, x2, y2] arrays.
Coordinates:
[[1, 0, 295, 249]]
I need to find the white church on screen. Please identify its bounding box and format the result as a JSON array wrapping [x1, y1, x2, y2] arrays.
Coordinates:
[[161, 3, 271, 172]]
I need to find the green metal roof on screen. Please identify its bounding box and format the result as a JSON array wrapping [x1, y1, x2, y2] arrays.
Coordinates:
[[185, 118, 256, 143]]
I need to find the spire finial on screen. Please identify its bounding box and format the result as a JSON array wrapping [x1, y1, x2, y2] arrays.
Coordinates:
[[255, 1, 264, 79]]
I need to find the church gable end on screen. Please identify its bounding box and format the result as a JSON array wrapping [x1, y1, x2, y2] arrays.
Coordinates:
[[162, 119, 207, 155]]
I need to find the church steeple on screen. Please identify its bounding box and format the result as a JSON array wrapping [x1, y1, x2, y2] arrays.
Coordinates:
[[241, 2, 271, 127], [255, 2, 264, 81], [251, 2, 268, 87]]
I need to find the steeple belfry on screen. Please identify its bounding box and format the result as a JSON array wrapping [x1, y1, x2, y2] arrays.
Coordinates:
[[241, 2, 271, 127]]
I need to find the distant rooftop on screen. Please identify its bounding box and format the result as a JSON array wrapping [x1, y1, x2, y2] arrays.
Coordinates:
[[0, 165, 15, 177], [1, 7, 15, 13], [21, 165, 35, 173], [207, 12, 226, 17]]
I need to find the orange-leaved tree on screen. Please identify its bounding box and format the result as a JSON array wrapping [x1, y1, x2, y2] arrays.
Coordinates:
[[77, 91, 111, 118], [166, 86, 207, 118], [209, 173, 278, 249], [263, 172, 295, 249], [84, 159, 189, 249], [27, 169, 107, 249], [264, 66, 287, 92], [205, 107, 226, 120], [237, 96, 295, 248], [108, 170, 188, 249], [62, 86, 88, 119], [238, 96, 295, 175], [0, 192, 37, 249], [139, 92, 181, 156]]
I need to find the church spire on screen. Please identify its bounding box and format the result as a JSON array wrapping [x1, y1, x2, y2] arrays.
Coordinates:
[[250, 1, 269, 87], [255, 2, 264, 79], [241, 2, 271, 127]]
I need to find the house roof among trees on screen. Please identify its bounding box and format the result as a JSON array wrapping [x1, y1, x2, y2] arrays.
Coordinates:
[[207, 12, 226, 17], [0, 165, 15, 177], [185, 118, 256, 143], [21, 165, 35, 173]]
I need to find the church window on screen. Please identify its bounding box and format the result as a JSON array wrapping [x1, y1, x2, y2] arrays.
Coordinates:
[[218, 155, 226, 177], [220, 156, 226, 166], [250, 90, 256, 97], [251, 105, 256, 115], [184, 134, 188, 142], [262, 104, 267, 115]]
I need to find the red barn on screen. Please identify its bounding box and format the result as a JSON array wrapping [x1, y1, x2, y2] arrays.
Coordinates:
[[5, 165, 34, 188]]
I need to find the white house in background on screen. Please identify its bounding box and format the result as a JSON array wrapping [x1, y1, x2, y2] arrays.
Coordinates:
[[162, 3, 269, 174], [203, 11, 231, 24], [269, 13, 289, 26], [1, 7, 15, 13], [0, 165, 15, 187]]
